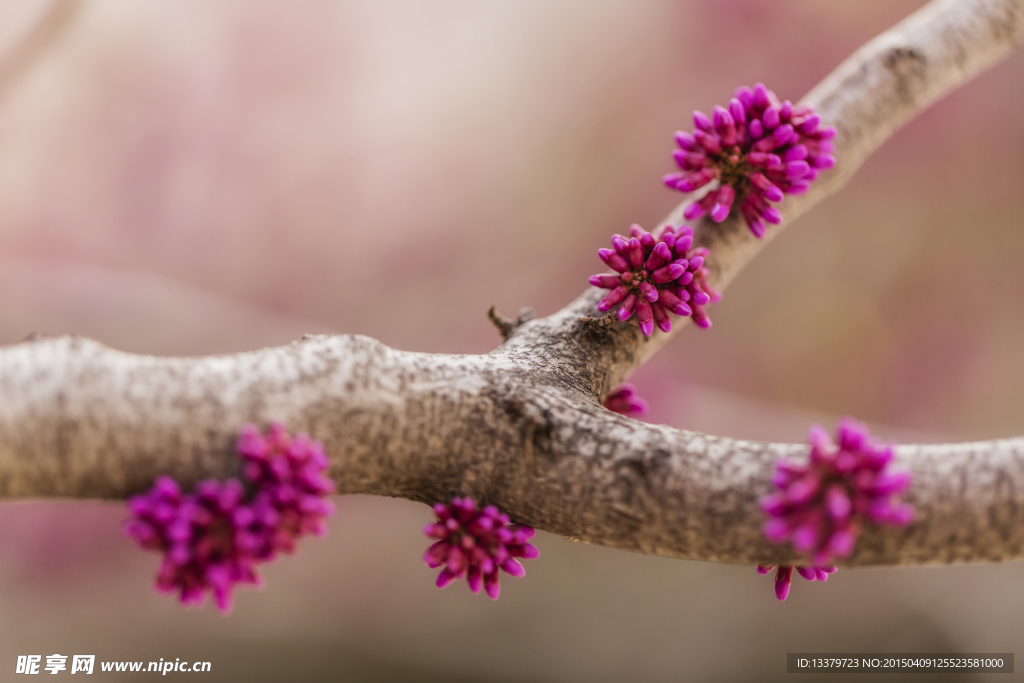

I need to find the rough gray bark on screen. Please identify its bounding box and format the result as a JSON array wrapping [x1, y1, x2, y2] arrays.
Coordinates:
[[1, 0, 1023, 567]]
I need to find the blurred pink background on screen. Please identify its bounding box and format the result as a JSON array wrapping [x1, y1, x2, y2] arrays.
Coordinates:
[[1, 0, 1022, 680]]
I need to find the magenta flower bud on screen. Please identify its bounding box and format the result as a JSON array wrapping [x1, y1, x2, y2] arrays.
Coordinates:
[[728, 97, 746, 125], [786, 474, 820, 505], [791, 524, 818, 553], [811, 154, 837, 169], [589, 273, 623, 289], [784, 144, 808, 162], [799, 114, 821, 133], [436, 569, 457, 589], [153, 476, 182, 501], [652, 263, 685, 284], [825, 529, 856, 559], [709, 185, 735, 222], [663, 172, 684, 189], [484, 574, 500, 600], [753, 82, 771, 107], [598, 248, 631, 274], [712, 105, 733, 130], [786, 160, 811, 178], [518, 544, 540, 559], [645, 242, 671, 270], [501, 559, 526, 578], [825, 485, 852, 520], [762, 106, 780, 130], [674, 131, 696, 150], [651, 302, 672, 332], [693, 129, 722, 154], [745, 152, 772, 168], [675, 167, 716, 192], [796, 566, 817, 581], [757, 123, 792, 149], [762, 518, 789, 543], [775, 565, 793, 600], [713, 105, 737, 145], [617, 292, 638, 321], [639, 281, 659, 302], [657, 289, 691, 316], [683, 201, 708, 221], [625, 237, 644, 269], [759, 493, 787, 516], [636, 299, 654, 336], [748, 172, 784, 202], [598, 285, 629, 312], [865, 471, 911, 496], [693, 110, 712, 131]]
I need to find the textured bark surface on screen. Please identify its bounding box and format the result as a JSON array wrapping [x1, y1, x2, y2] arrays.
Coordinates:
[[1, 0, 1023, 567]]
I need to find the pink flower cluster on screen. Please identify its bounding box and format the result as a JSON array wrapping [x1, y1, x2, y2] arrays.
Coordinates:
[[604, 383, 648, 417], [423, 497, 539, 600], [760, 418, 914, 567], [756, 564, 837, 601], [124, 424, 335, 613], [590, 224, 720, 334], [663, 83, 836, 237]]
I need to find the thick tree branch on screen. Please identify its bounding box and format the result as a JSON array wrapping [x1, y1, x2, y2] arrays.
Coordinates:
[[1, 0, 1023, 567]]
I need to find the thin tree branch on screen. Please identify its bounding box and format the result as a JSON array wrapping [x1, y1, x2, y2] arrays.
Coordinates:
[[0, 0, 1023, 568]]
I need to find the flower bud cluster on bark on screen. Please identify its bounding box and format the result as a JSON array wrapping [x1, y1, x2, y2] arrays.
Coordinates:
[[124, 424, 335, 613], [663, 83, 836, 237]]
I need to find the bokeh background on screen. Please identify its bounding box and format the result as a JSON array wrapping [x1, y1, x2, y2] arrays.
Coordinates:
[[0, 0, 1022, 680]]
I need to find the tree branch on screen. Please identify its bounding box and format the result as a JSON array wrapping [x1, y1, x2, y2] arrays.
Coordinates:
[[1, 0, 1023, 568]]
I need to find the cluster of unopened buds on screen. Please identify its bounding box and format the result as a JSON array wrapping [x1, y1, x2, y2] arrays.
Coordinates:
[[124, 424, 335, 613], [423, 497, 539, 599], [756, 419, 914, 601], [663, 83, 836, 237], [590, 223, 720, 333], [603, 383, 648, 417]]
